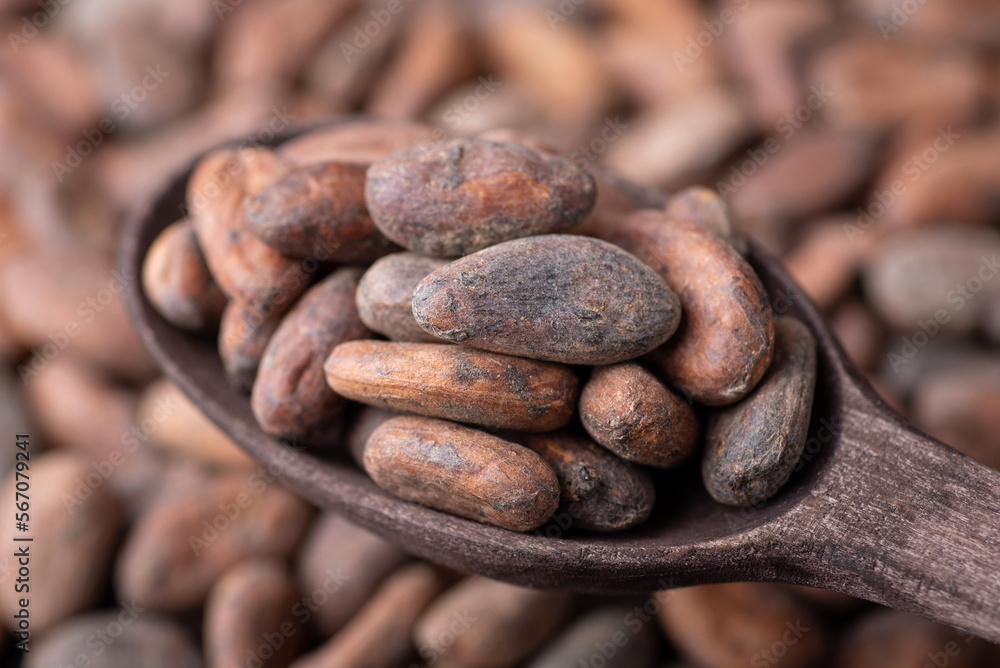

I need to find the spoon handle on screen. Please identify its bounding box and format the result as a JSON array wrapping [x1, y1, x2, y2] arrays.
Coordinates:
[[787, 405, 1000, 641]]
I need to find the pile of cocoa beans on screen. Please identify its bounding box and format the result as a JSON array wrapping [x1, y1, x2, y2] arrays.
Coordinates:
[[144, 124, 818, 533]]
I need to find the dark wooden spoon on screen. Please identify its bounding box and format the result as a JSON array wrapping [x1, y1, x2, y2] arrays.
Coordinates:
[[120, 120, 1000, 642]]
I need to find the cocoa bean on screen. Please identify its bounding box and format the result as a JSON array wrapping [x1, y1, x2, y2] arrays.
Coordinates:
[[324, 340, 578, 432], [412, 234, 680, 365], [142, 219, 227, 331], [363, 415, 560, 532], [296, 513, 409, 636], [204, 559, 301, 668], [514, 430, 655, 532], [365, 139, 596, 257], [702, 316, 817, 507], [245, 161, 399, 262], [579, 362, 701, 468], [355, 251, 449, 343], [251, 267, 370, 445], [606, 211, 774, 405]]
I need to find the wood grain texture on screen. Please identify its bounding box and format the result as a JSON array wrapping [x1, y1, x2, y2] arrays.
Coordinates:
[[121, 118, 1000, 642]]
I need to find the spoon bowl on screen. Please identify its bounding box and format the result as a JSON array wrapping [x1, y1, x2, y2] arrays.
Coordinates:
[[121, 120, 1000, 641]]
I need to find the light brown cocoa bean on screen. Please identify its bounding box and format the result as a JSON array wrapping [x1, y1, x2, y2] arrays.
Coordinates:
[[412, 234, 680, 364], [659, 583, 826, 668], [364, 416, 560, 532], [204, 559, 301, 668], [665, 185, 742, 251], [188, 148, 311, 312], [251, 267, 370, 444], [365, 139, 597, 257], [142, 219, 227, 331], [138, 378, 254, 468], [0, 250, 156, 382], [579, 362, 701, 468], [355, 252, 449, 343], [296, 513, 409, 636], [514, 430, 655, 532], [116, 468, 311, 611], [245, 161, 399, 261], [0, 452, 121, 635], [325, 341, 578, 432], [290, 564, 449, 668], [414, 576, 570, 668], [702, 317, 817, 507], [606, 211, 774, 405]]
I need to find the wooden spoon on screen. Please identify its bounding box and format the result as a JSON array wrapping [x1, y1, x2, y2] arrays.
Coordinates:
[[120, 120, 1000, 641]]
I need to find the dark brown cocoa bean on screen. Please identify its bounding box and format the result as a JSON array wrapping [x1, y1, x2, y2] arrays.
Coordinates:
[[251, 267, 370, 444], [365, 138, 596, 257], [606, 211, 774, 405], [218, 299, 283, 393], [363, 415, 560, 532], [514, 430, 655, 532], [579, 362, 701, 468], [356, 252, 449, 343], [245, 161, 400, 262], [412, 234, 680, 364], [324, 341, 578, 432], [142, 219, 226, 331], [702, 316, 817, 507]]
